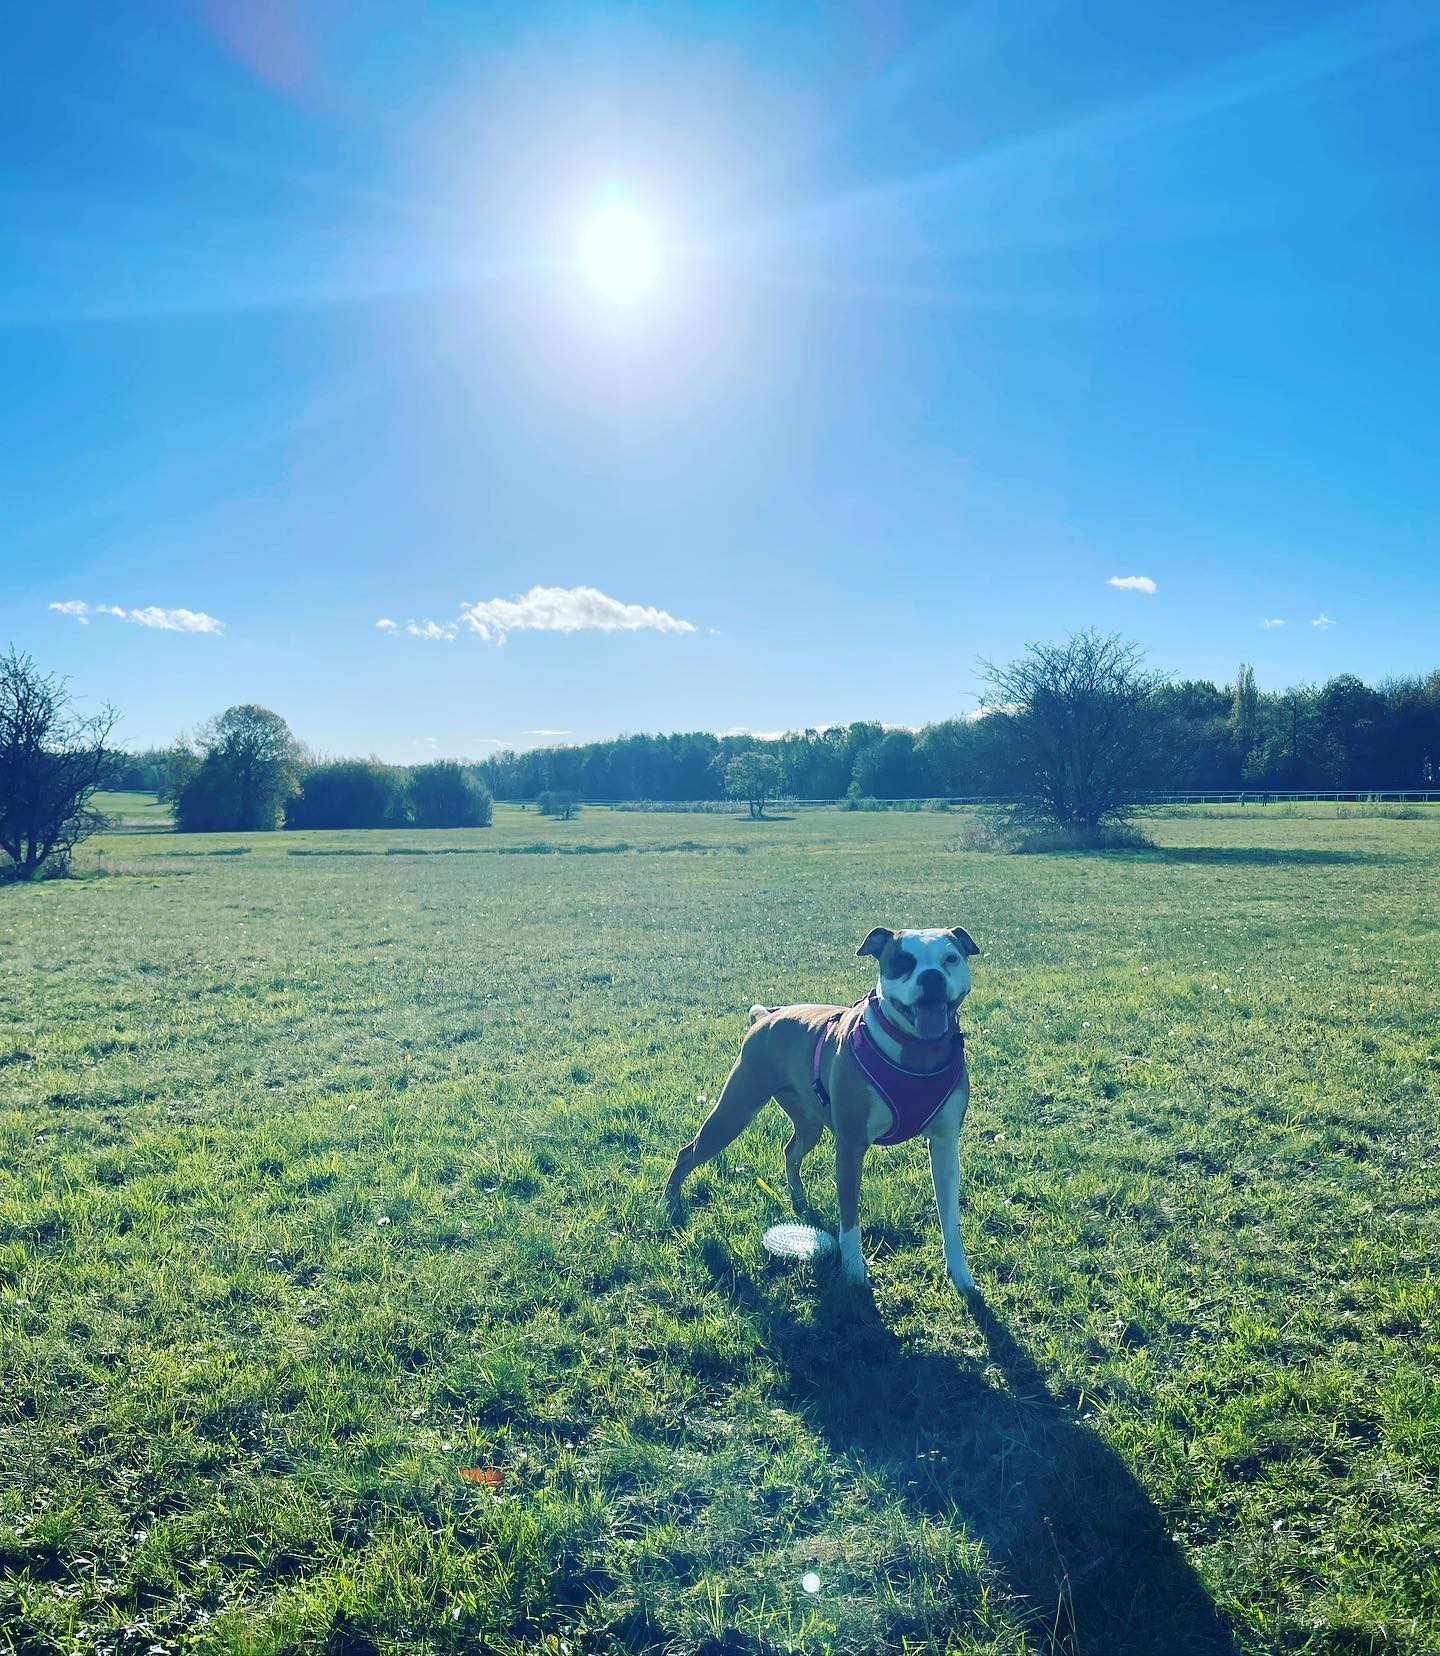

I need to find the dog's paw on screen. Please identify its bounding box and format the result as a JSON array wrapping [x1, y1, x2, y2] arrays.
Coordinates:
[[948, 1264, 979, 1294]]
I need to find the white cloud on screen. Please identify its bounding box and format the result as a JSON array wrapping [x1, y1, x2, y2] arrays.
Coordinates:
[[50, 599, 223, 634], [717, 725, 787, 741], [458, 584, 695, 643], [1311, 613, 1335, 629], [1260, 617, 1286, 629], [124, 606, 223, 633], [1107, 575, 1157, 594], [375, 618, 398, 632], [523, 728, 574, 737], [386, 585, 694, 647]]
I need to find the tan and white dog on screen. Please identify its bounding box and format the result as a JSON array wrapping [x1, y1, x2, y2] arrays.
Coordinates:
[[664, 926, 982, 1290]]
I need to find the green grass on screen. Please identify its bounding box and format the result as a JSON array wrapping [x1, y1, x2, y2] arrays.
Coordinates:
[[2, 805, 1437, 1654], [91, 792, 175, 832]]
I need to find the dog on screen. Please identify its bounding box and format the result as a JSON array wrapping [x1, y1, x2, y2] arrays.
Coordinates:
[[664, 925, 982, 1290]]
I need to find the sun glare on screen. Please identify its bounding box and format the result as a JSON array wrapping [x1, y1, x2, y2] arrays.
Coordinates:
[[578, 201, 659, 302]]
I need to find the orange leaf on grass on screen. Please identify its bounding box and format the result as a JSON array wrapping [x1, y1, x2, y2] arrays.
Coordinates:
[[458, 1467, 504, 1486]]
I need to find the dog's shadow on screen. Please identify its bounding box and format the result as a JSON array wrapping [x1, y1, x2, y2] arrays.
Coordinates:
[[701, 1242, 1237, 1655]]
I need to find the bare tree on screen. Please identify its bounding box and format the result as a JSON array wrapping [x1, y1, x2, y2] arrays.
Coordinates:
[[0, 648, 116, 880], [982, 630, 1165, 835]]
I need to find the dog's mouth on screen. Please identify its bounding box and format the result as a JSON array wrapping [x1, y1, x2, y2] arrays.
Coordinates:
[[905, 998, 957, 1040]]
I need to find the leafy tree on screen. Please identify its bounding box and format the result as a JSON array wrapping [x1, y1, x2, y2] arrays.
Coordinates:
[[409, 761, 493, 828], [1152, 680, 1236, 789], [1229, 664, 1259, 764], [724, 752, 783, 818], [159, 735, 201, 803], [1316, 674, 1386, 783], [982, 630, 1166, 834], [174, 705, 302, 832], [1382, 672, 1440, 786], [1244, 687, 1329, 789], [0, 648, 116, 880], [286, 759, 407, 829], [105, 746, 169, 793], [852, 728, 933, 798]]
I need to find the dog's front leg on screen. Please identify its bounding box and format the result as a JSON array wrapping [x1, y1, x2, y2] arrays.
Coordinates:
[[834, 1131, 870, 1285], [928, 1130, 976, 1293]]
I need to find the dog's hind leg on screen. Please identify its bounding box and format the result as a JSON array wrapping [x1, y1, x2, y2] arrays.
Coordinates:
[[664, 1049, 773, 1206]]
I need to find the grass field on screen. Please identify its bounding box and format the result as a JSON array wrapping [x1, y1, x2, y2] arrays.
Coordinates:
[[2, 803, 1438, 1655]]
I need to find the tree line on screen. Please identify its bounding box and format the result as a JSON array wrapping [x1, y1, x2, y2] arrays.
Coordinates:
[[466, 663, 1440, 804], [4, 638, 1438, 880]]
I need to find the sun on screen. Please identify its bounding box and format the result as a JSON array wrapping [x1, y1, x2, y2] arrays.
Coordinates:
[[578, 200, 659, 302]]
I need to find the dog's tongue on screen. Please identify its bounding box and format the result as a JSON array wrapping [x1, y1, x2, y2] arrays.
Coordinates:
[[912, 1002, 950, 1040]]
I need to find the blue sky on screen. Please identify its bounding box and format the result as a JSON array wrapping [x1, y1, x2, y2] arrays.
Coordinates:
[[3, 0, 1437, 761]]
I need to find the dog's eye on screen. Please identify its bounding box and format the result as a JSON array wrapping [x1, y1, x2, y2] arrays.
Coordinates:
[[944, 953, 959, 966]]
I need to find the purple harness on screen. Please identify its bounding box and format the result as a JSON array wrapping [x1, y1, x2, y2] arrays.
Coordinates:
[[811, 992, 967, 1146]]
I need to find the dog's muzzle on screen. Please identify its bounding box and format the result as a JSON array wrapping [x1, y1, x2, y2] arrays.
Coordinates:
[[906, 970, 958, 1039]]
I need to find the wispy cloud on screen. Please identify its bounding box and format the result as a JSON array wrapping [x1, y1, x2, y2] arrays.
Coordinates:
[[1107, 575, 1156, 594], [1260, 617, 1286, 629], [392, 585, 695, 645], [1311, 613, 1336, 629], [51, 599, 223, 634], [523, 728, 574, 737], [375, 618, 398, 632]]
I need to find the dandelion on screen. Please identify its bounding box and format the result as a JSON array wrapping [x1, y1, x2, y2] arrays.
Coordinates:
[[802, 1572, 821, 1594]]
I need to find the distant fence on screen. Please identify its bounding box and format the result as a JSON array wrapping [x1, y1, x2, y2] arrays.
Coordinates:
[[500, 789, 1440, 811]]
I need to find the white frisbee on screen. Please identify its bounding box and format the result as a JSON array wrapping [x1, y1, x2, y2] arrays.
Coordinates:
[[762, 1223, 836, 1261]]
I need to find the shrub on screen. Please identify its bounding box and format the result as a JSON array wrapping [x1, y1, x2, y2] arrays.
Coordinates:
[[409, 762, 493, 828], [956, 813, 1154, 854], [840, 783, 883, 812], [537, 790, 581, 821], [286, 760, 408, 830]]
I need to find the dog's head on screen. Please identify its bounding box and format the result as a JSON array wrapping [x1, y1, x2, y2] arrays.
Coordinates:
[[857, 926, 980, 1039]]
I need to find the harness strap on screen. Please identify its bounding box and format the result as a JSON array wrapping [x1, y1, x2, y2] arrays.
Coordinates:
[[811, 1010, 843, 1110]]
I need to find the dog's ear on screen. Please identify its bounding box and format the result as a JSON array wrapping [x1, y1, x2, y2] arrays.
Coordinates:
[[857, 926, 894, 960], [948, 926, 981, 958]]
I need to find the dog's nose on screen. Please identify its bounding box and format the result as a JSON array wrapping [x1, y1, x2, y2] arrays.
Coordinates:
[[917, 968, 947, 1001]]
